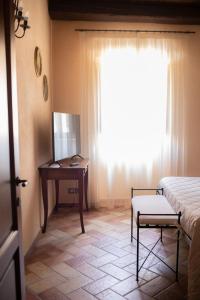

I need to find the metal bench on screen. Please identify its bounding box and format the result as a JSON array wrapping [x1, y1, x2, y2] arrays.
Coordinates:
[[131, 188, 181, 281]]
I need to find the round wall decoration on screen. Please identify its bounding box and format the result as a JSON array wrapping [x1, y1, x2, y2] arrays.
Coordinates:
[[43, 75, 48, 101], [34, 46, 42, 77]]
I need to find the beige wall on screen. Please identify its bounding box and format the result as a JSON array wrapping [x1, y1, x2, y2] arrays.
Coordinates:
[[184, 41, 200, 176], [16, 0, 53, 254]]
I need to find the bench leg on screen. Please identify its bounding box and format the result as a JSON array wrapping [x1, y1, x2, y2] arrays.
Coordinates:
[[136, 212, 139, 281], [131, 205, 133, 242], [160, 228, 163, 243], [176, 228, 180, 281]]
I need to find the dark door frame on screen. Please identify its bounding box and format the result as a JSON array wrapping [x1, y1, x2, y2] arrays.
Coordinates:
[[0, 0, 25, 299]]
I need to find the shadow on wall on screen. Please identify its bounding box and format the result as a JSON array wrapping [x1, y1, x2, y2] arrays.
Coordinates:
[[33, 114, 53, 227], [34, 114, 52, 165]]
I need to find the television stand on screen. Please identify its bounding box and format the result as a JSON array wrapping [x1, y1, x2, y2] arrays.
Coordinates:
[[38, 158, 89, 234]]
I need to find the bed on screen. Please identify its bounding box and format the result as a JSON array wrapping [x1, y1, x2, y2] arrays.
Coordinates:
[[158, 177, 200, 300]]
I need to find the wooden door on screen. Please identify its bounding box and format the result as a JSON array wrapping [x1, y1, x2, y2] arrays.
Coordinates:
[[0, 1, 25, 299]]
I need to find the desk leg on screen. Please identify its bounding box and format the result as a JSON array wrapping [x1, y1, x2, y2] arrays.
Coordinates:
[[79, 176, 85, 233], [55, 180, 59, 211], [41, 178, 48, 233], [85, 169, 89, 211]]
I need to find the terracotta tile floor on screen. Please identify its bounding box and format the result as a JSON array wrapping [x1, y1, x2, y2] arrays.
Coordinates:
[[25, 208, 189, 299]]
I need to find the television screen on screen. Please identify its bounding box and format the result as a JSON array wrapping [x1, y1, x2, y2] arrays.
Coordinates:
[[52, 112, 81, 162]]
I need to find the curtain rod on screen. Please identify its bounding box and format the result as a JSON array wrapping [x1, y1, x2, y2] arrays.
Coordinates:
[[75, 29, 196, 34]]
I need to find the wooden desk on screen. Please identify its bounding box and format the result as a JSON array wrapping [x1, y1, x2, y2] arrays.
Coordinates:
[[38, 158, 89, 234]]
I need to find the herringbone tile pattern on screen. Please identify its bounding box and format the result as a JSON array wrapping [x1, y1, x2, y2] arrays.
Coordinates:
[[26, 208, 189, 299]]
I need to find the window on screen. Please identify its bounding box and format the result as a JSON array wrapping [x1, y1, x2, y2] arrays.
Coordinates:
[[99, 47, 169, 169]]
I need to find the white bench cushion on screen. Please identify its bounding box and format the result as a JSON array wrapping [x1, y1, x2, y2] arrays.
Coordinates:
[[132, 195, 179, 225]]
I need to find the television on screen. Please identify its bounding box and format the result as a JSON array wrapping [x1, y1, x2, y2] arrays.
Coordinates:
[[52, 112, 81, 162]]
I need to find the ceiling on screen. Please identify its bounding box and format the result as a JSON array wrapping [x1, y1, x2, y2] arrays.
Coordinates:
[[48, 0, 200, 25]]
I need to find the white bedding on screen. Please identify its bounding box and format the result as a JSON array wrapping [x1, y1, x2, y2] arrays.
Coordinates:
[[159, 177, 200, 300]]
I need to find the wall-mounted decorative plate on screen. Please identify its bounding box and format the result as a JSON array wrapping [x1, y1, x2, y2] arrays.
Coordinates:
[[43, 75, 48, 101], [34, 46, 42, 77]]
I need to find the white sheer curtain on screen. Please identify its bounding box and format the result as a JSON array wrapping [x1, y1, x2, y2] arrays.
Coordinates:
[[80, 31, 189, 208]]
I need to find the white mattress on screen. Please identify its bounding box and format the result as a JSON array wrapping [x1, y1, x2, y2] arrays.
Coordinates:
[[159, 176, 200, 238], [159, 177, 200, 300]]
